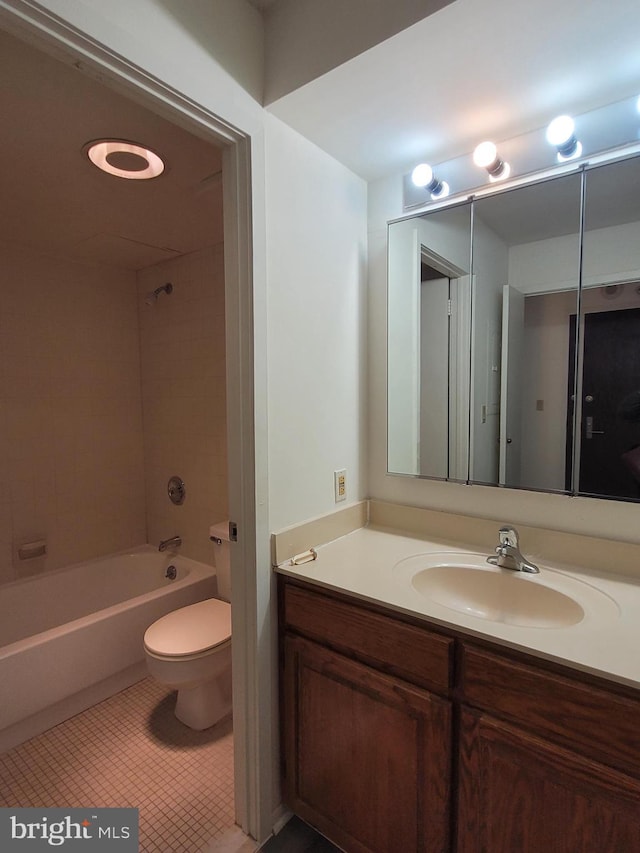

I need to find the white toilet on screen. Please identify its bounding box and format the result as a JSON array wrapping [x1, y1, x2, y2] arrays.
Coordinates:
[[143, 522, 232, 730]]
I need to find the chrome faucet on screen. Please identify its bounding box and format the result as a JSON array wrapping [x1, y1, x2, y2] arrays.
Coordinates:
[[158, 535, 182, 552], [487, 526, 539, 574]]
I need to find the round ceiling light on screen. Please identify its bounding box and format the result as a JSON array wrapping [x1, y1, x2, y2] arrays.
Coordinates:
[[85, 139, 165, 180]]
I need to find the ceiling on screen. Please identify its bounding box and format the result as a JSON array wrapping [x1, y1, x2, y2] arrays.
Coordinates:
[[267, 0, 640, 182], [0, 28, 223, 271], [3, 0, 639, 268], [472, 156, 640, 246]]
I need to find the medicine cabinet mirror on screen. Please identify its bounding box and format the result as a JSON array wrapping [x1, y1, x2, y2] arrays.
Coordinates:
[[387, 153, 640, 502]]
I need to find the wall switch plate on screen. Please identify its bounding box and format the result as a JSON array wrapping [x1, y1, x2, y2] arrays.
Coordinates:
[[334, 469, 346, 502]]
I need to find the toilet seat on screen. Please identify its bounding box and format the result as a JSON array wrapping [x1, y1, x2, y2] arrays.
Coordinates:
[[144, 599, 231, 658]]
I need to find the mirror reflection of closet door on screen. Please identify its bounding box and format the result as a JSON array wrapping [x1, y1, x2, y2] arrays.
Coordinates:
[[579, 307, 640, 498], [499, 285, 524, 486], [419, 275, 449, 478], [579, 156, 640, 500], [418, 265, 471, 480]]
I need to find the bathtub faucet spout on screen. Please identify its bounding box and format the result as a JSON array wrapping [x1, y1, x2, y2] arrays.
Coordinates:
[[159, 535, 182, 552]]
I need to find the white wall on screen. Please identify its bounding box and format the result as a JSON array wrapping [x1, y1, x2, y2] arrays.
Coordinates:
[[263, 0, 452, 104], [508, 221, 640, 295], [368, 173, 640, 545], [265, 113, 368, 531]]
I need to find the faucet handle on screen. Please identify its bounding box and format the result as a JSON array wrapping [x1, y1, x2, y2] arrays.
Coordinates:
[[498, 526, 519, 548]]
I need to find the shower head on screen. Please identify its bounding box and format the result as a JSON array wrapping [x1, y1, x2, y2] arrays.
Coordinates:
[[145, 282, 173, 306]]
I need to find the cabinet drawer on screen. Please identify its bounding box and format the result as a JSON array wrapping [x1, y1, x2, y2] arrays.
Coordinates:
[[282, 581, 453, 693], [460, 644, 640, 778]]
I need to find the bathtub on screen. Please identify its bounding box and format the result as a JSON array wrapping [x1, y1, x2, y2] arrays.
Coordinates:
[[0, 546, 217, 752]]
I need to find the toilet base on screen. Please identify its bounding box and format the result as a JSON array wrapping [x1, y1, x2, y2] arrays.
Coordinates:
[[174, 670, 232, 730]]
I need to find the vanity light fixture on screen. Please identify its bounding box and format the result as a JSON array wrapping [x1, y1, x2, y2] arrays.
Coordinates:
[[85, 139, 165, 180], [411, 163, 450, 199], [472, 141, 510, 182], [546, 115, 582, 162]]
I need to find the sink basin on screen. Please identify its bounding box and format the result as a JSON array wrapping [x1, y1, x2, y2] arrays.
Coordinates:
[[411, 565, 583, 627], [394, 553, 619, 628]]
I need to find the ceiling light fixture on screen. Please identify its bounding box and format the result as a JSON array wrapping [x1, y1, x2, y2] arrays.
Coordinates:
[[546, 115, 582, 162], [472, 141, 510, 182], [410, 163, 450, 199], [85, 139, 165, 180]]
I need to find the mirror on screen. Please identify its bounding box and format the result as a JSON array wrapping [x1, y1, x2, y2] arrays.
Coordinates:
[[575, 157, 640, 500], [387, 154, 640, 502], [470, 173, 582, 492], [387, 203, 471, 480]]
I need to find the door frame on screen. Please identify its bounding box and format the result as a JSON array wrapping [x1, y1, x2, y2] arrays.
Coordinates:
[[0, 0, 264, 841]]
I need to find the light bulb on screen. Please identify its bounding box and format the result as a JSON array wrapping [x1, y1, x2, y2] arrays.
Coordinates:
[[473, 141, 498, 169], [557, 141, 582, 162], [546, 115, 581, 160], [546, 115, 575, 147], [489, 162, 510, 182], [433, 181, 450, 200], [411, 163, 434, 188]]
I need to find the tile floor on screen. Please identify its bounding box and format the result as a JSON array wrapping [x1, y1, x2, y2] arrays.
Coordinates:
[[0, 678, 243, 852]]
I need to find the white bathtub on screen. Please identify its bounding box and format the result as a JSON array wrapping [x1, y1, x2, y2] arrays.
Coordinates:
[[0, 546, 217, 752]]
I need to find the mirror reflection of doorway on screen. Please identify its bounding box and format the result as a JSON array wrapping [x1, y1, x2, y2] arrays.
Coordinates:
[[419, 262, 449, 478], [418, 254, 470, 481], [566, 304, 640, 499]]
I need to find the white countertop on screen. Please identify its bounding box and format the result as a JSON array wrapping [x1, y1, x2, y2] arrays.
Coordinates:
[[276, 525, 640, 691]]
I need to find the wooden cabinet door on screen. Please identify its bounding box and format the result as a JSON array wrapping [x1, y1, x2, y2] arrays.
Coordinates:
[[283, 634, 452, 853], [458, 708, 640, 853]]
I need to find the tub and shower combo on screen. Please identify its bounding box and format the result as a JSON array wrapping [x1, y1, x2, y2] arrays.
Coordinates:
[[0, 546, 216, 752]]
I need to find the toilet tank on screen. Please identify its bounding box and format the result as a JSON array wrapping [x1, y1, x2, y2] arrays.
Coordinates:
[[209, 522, 231, 603]]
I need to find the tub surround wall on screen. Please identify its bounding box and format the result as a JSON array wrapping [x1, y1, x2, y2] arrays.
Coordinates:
[[0, 242, 146, 585], [137, 245, 228, 567], [0, 240, 227, 586]]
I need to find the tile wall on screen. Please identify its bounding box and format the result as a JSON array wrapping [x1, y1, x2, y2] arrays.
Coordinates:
[[0, 241, 227, 585], [0, 242, 146, 584], [137, 245, 227, 566]]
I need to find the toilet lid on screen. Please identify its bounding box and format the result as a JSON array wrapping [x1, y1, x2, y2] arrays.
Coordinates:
[[144, 598, 231, 657]]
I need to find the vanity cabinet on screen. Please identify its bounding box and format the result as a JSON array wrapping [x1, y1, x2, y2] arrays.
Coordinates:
[[278, 577, 640, 853], [457, 646, 640, 852], [280, 580, 454, 853]]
